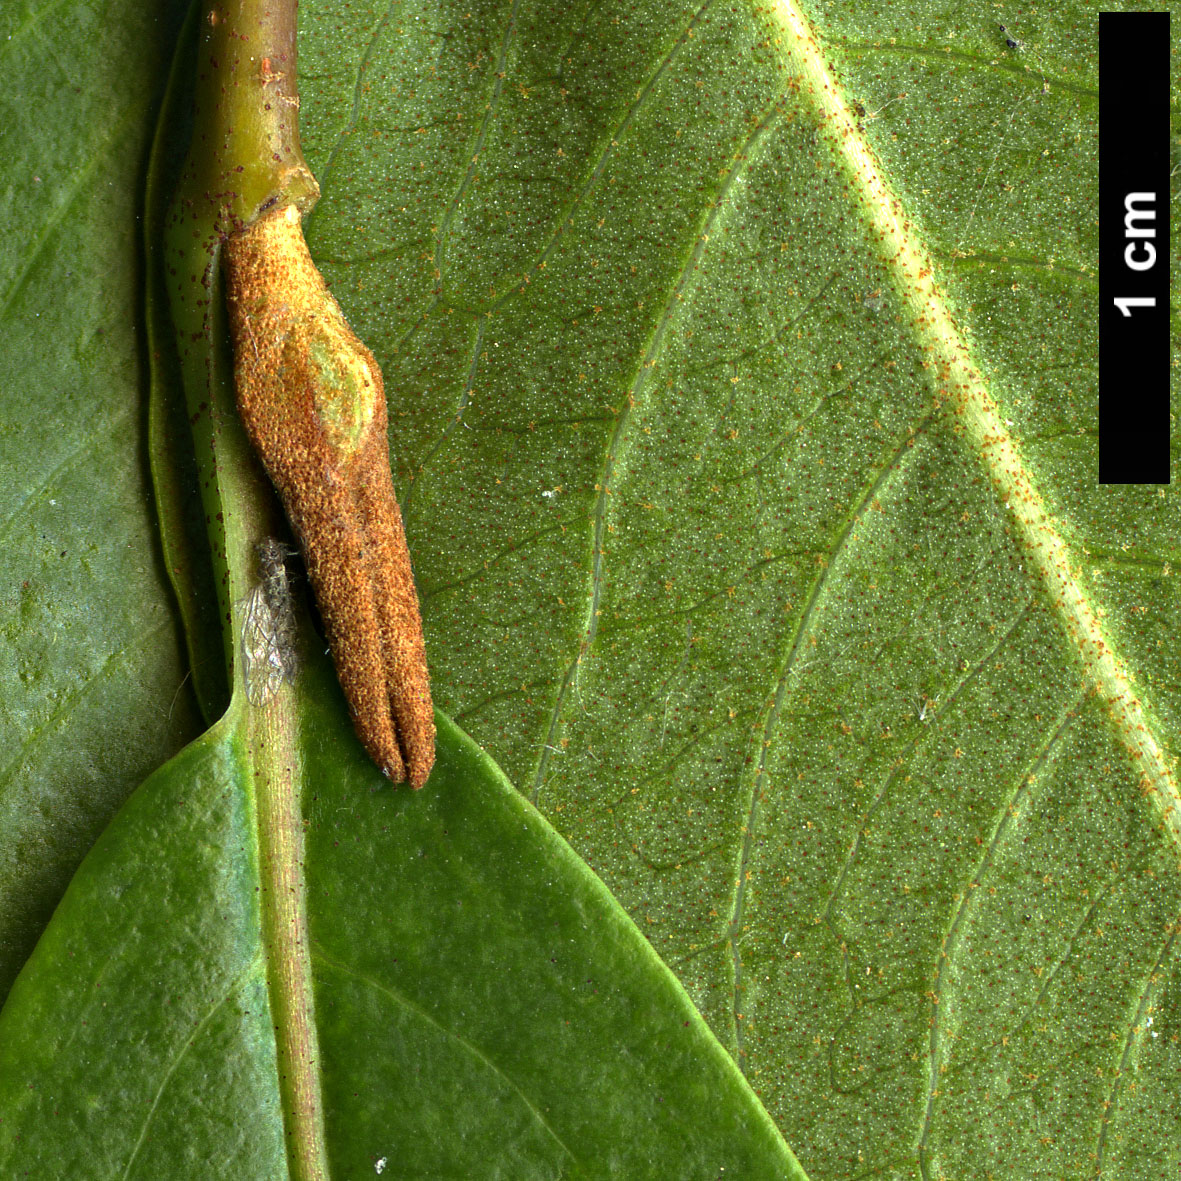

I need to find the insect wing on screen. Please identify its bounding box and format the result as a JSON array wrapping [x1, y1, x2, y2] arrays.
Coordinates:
[[242, 585, 289, 705]]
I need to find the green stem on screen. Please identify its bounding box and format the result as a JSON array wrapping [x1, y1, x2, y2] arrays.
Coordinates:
[[164, 0, 321, 659], [250, 691, 327, 1181], [183, 0, 319, 233], [159, 3, 329, 1177]]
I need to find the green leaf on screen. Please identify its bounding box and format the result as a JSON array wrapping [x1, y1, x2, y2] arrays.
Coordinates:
[[39, 0, 798, 1170], [2, 0, 1179, 1179], [0, 0, 202, 998], [0, 656, 802, 1178], [294, 1, 1181, 1175]]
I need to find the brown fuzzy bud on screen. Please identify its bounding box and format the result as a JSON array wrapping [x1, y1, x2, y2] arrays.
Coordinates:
[[224, 203, 435, 788]]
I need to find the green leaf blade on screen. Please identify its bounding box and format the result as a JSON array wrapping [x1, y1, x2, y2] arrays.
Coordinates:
[[0, 724, 287, 1177], [0, 0, 201, 999], [307, 709, 803, 1178], [292, 0, 1181, 1175], [3, 0, 1178, 1176], [0, 675, 804, 1178]]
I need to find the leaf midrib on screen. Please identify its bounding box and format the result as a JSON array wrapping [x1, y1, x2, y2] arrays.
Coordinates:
[[248, 691, 328, 1181], [763, 0, 1178, 850], [487, 0, 1175, 871]]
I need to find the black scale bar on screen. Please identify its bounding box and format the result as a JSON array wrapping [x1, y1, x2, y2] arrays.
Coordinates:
[[1098, 10, 1171, 484]]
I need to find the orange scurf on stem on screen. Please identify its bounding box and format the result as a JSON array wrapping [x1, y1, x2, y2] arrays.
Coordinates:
[[223, 203, 435, 788]]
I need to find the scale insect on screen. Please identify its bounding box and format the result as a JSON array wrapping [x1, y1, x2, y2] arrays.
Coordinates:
[[241, 537, 300, 705]]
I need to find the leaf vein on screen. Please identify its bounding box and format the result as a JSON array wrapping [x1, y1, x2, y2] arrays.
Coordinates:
[[916, 692, 1086, 1181], [1094, 919, 1181, 1175], [529, 98, 787, 807], [767, 0, 1181, 858], [312, 947, 581, 1166], [0, 403, 135, 542], [0, 618, 174, 805], [0, 0, 72, 54], [402, 316, 487, 521], [818, 595, 1036, 931], [723, 416, 933, 1070], [303, 0, 398, 210], [484, 0, 718, 306], [119, 958, 264, 1181], [433, 0, 525, 286], [0, 103, 141, 321]]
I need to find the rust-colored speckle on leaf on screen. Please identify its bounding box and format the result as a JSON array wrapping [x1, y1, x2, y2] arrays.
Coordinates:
[[224, 203, 435, 788]]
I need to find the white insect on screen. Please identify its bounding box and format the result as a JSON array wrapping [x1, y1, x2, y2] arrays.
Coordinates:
[[241, 537, 299, 705], [916, 693, 939, 724]]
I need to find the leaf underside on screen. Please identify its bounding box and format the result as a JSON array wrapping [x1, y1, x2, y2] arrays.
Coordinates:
[[0, 0, 1178, 1179], [295, 0, 1181, 1175]]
